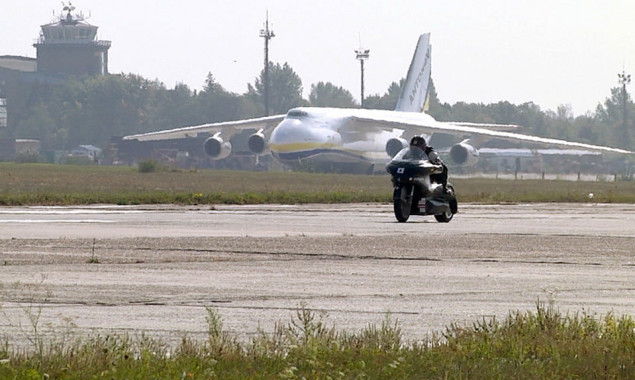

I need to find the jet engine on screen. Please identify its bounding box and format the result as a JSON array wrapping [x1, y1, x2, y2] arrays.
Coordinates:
[[204, 133, 232, 160], [247, 129, 269, 155], [449, 140, 479, 166], [385, 137, 409, 158]]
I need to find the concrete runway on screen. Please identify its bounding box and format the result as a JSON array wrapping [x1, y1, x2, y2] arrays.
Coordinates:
[[0, 203, 633, 347]]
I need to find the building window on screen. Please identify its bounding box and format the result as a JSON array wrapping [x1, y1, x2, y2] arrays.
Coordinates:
[[0, 98, 7, 128]]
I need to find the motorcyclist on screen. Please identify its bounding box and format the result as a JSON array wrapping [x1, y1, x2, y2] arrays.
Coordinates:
[[410, 135, 448, 192]]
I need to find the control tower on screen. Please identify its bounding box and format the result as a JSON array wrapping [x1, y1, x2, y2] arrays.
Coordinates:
[[33, 2, 111, 77]]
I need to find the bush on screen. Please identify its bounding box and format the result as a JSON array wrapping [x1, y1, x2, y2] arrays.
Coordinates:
[[138, 160, 158, 173]]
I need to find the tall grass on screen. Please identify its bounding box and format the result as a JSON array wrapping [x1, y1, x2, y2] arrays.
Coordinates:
[[1, 163, 634, 205], [1, 303, 632, 379]]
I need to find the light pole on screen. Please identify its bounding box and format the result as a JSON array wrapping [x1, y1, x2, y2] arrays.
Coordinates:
[[260, 13, 275, 116], [355, 47, 370, 108], [618, 69, 631, 146]]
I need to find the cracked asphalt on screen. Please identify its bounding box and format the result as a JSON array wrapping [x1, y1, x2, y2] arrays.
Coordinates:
[[1, 203, 633, 347]]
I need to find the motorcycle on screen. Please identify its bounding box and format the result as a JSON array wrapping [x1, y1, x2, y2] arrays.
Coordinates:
[[386, 146, 458, 223]]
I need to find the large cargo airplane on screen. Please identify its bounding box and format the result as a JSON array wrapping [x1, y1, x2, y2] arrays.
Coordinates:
[[123, 34, 632, 173]]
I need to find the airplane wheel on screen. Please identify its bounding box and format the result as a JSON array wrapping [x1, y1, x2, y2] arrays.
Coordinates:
[[393, 185, 411, 222]]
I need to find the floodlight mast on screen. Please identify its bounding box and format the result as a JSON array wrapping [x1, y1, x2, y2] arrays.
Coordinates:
[[260, 13, 275, 116], [618, 69, 631, 146], [355, 47, 370, 108]]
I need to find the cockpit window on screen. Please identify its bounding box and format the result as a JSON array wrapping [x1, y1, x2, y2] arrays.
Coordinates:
[[287, 109, 308, 118]]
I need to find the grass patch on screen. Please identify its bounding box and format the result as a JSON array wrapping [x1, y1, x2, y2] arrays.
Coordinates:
[[0, 162, 634, 205], [0, 302, 632, 379]]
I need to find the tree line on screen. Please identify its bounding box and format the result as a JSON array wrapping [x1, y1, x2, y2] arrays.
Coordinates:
[[1, 61, 632, 157]]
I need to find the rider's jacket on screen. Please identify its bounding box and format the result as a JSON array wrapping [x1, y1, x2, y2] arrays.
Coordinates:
[[423, 146, 442, 165]]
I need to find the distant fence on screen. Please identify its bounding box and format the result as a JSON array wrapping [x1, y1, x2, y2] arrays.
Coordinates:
[[453, 172, 624, 182]]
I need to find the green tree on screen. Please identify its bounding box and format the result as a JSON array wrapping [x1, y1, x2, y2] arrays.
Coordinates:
[[14, 103, 64, 152], [363, 80, 403, 110], [151, 82, 198, 130], [573, 113, 601, 145], [548, 105, 575, 140], [78, 74, 163, 147], [196, 73, 242, 123], [516, 102, 548, 137], [427, 79, 453, 121], [247, 62, 306, 115], [447, 102, 492, 124], [308, 82, 356, 108], [594, 86, 633, 149]]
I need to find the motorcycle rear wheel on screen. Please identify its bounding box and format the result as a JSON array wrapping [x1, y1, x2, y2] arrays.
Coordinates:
[[434, 185, 455, 223]]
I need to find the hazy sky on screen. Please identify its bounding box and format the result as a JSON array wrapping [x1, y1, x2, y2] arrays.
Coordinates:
[[2, 0, 633, 115]]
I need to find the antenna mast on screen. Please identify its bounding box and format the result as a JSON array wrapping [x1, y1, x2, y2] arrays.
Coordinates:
[[260, 12, 275, 116], [355, 36, 370, 108], [618, 69, 631, 147]]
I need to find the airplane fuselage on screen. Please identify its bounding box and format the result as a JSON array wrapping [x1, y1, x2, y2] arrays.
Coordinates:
[[267, 107, 404, 172]]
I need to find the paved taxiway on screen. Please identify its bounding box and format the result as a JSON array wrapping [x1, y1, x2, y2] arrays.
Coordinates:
[[0, 203, 633, 346]]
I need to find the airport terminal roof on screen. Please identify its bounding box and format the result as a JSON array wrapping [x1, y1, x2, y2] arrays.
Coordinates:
[[0, 56, 37, 72]]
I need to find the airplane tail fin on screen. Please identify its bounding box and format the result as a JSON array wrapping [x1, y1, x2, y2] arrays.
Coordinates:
[[395, 33, 431, 113]]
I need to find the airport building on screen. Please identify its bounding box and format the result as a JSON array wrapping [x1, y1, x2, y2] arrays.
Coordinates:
[[0, 3, 110, 157], [0, 3, 111, 83], [33, 4, 111, 77], [0, 98, 7, 128]]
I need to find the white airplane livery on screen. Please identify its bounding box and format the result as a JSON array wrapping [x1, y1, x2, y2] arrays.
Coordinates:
[[123, 33, 632, 173]]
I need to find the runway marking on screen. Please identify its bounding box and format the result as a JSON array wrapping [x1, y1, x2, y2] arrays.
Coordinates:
[[0, 209, 144, 215], [0, 219, 115, 223]]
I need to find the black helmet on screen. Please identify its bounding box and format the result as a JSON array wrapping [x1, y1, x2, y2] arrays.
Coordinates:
[[410, 135, 426, 148]]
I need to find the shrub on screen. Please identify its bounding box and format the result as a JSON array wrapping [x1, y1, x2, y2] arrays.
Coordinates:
[[138, 160, 158, 173]]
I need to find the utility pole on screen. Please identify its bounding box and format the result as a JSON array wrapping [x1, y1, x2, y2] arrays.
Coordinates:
[[260, 12, 275, 116], [355, 44, 370, 108], [618, 69, 631, 147]]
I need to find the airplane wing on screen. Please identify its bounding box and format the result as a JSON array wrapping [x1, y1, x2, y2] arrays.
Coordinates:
[[477, 148, 601, 157], [450, 122, 520, 132], [122, 114, 286, 141], [349, 109, 633, 154]]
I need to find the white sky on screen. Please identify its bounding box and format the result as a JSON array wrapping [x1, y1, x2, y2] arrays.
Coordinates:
[[1, 0, 634, 115]]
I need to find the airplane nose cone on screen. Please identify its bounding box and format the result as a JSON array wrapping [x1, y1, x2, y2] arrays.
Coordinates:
[[269, 118, 341, 155], [269, 119, 303, 146]]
